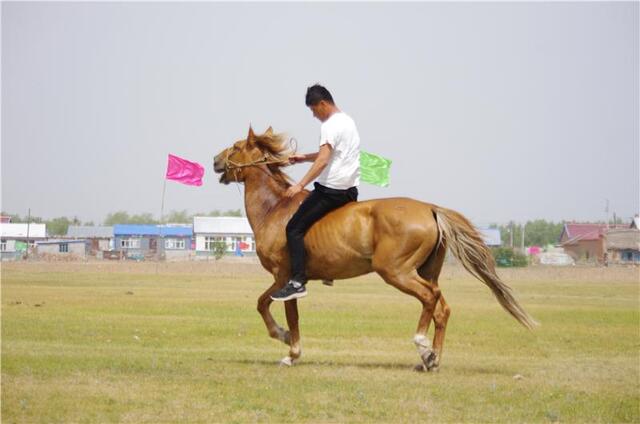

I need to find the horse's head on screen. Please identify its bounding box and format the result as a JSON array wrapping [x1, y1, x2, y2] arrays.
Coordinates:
[[213, 126, 292, 185]]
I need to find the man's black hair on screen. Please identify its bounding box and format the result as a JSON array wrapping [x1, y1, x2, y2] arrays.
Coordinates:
[[305, 84, 334, 106]]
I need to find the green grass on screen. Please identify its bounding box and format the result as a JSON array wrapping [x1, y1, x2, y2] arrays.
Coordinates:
[[2, 263, 639, 423]]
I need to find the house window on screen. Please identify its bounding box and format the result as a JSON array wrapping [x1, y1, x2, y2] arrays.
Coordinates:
[[0, 240, 6, 252], [205, 236, 226, 251], [59, 243, 69, 253], [120, 238, 140, 249], [165, 238, 185, 250]]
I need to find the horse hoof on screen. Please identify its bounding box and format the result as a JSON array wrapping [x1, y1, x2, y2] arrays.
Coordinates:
[[279, 356, 294, 367], [322, 279, 334, 286], [425, 352, 438, 370], [413, 364, 426, 372]]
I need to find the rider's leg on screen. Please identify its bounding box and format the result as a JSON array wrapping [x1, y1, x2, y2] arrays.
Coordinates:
[[272, 185, 356, 301], [285, 189, 332, 284]]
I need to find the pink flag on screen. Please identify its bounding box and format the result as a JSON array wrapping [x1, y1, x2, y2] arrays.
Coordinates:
[[165, 154, 204, 186]]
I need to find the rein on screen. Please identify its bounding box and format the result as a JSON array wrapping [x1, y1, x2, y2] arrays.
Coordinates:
[[225, 154, 289, 170]]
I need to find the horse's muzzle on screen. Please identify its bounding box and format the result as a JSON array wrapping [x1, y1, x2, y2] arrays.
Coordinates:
[[213, 155, 225, 173]]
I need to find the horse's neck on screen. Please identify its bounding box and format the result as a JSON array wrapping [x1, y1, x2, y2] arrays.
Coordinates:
[[243, 166, 289, 234]]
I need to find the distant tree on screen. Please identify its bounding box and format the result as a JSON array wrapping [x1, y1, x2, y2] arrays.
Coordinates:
[[104, 211, 158, 225], [203, 209, 243, 217], [104, 211, 131, 225], [498, 220, 564, 247], [608, 216, 625, 225], [129, 213, 158, 225], [47, 217, 72, 236], [223, 209, 243, 217], [1, 212, 45, 223], [524, 220, 564, 246], [1, 212, 22, 222], [165, 210, 191, 223]]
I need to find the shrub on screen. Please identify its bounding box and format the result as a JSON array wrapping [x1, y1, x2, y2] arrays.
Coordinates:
[[212, 241, 227, 260], [492, 247, 528, 267]]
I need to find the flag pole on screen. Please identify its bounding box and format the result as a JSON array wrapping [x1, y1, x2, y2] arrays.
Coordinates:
[[157, 177, 167, 272]]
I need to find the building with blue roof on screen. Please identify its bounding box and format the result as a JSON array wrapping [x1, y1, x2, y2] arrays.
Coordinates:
[[113, 224, 193, 259]]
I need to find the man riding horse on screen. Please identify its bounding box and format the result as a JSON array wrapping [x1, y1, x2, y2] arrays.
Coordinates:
[[212, 85, 536, 370], [271, 84, 360, 301]]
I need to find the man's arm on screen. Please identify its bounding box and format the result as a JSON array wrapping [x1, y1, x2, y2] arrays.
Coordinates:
[[302, 152, 319, 162], [289, 152, 318, 163], [285, 144, 332, 198]]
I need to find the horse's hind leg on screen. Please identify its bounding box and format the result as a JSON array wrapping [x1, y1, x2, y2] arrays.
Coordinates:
[[418, 242, 449, 371], [430, 296, 451, 371], [374, 264, 441, 372]]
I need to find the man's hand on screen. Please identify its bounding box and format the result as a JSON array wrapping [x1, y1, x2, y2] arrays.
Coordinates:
[[288, 154, 306, 165], [285, 183, 303, 198]]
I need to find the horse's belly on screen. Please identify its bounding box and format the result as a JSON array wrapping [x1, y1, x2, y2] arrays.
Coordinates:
[[306, 254, 373, 280], [301, 201, 375, 281]]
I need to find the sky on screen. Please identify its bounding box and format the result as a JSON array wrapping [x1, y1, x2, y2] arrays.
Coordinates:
[[2, 2, 638, 225]]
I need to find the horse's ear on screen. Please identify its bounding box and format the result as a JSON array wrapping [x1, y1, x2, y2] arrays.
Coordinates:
[[247, 126, 256, 145], [265, 126, 273, 136]]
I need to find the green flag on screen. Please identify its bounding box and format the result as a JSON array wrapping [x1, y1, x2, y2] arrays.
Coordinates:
[[360, 151, 392, 187]]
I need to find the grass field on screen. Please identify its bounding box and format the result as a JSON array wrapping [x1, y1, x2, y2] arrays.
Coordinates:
[[2, 261, 639, 423]]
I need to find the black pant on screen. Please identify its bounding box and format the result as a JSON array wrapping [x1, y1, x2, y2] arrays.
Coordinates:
[[286, 182, 358, 284]]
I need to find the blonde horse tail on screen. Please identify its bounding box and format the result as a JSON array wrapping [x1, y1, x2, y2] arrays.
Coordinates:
[[434, 207, 539, 329]]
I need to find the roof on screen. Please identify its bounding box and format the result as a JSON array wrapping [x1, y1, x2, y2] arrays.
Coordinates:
[[478, 228, 501, 246], [606, 229, 640, 251], [0, 223, 47, 238], [113, 224, 192, 237], [193, 216, 253, 234], [561, 223, 607, 243], [36, 239, 87, 245], [559, 223, 628, 245], [67, 225, 113, 238]]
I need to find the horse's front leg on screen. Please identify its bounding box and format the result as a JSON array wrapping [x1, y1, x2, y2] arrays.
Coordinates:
[[280, 299, 301, 366], [256, 282, 290, 345]]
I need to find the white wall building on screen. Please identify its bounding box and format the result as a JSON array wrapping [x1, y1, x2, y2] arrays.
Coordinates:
[[0, 223, 47, 259], [193, 217, 255, 256]]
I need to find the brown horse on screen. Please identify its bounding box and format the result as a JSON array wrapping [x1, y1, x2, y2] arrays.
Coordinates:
[[213, 126, 537, 371]]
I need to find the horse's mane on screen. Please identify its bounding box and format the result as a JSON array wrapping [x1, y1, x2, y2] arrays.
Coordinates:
[[254, 131, 294, 188]]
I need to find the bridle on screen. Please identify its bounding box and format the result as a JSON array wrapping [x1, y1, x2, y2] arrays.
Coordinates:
[[220, 138, 298, 182], [224, 150, 288, 171]]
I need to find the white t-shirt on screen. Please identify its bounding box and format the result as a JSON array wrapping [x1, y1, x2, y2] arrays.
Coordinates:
[[317, 112, 360, 190]]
